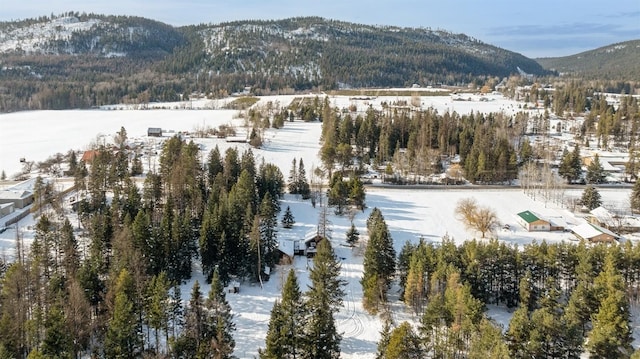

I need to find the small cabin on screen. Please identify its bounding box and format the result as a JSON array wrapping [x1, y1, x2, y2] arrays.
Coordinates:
[[304, 231, 328, 258], [147, 128, 163, 137]]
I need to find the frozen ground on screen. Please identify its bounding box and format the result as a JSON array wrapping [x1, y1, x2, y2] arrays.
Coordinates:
[[0, 92, 526, 179]]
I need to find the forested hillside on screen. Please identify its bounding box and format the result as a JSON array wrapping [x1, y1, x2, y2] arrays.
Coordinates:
[[537, 40, 640, 83], [0, 14, 549, 112]]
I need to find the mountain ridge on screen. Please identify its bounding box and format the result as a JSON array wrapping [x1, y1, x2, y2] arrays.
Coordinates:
[[536, 39, 640, 81], [1, 13, 633, 111]]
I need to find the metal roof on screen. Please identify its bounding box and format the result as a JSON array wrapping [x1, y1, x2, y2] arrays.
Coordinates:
[[517, 210, 542, 224]]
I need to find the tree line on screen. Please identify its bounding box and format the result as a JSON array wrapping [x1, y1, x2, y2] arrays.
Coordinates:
[[372, 227, 640, 358], [0, 129, 307, 357]]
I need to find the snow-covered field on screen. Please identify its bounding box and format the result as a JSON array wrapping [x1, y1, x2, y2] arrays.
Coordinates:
[[0, 92, 529, 179], [0, 93, 637, 357]]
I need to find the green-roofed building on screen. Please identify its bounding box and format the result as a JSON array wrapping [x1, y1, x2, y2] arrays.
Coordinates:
[[516, 210, 551, 232]]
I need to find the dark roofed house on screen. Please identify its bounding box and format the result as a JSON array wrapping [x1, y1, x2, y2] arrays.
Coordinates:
[[516, 210, 550, 232], [148, 128, 163, 137], [303, 230, 331, 258]]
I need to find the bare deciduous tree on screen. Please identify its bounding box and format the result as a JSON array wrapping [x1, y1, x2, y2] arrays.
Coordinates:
[[455, 198, 499, 238]]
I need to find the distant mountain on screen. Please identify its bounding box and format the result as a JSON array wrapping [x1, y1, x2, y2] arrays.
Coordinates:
[[0, 12, 184, 58], [536, 40, 640, 81], [178, 17, 549, 89], [0, 14, 550, 111]]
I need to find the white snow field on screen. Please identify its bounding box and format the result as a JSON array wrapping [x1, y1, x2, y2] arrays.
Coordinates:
[[0, 93, 637, 357]]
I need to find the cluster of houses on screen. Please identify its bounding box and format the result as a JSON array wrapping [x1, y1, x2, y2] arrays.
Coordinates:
[[515, 209, 624, 243]]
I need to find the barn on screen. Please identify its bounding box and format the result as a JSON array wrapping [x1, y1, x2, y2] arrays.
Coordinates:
[[571, 222, 619, 243], [516, 210, 551, 231]]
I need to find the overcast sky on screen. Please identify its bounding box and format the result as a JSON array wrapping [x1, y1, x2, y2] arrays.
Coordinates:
[[2, 0, 638, 58]]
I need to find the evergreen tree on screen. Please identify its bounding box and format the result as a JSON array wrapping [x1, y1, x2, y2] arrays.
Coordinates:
[[327, 174, 348, 215], [345, 222, 359, 247], [304, 240, 345, 358], [104, 269, 142, 358], [586, 154, 607, 184], [362, 208, 396, 314], [297, 159, 311, 200], [169, 285, 184, 341], [146, 271, 171, 352], [526, 279, 572, 358], [207, 146, 224, 186], [261, 269, 306, 358], [580, 185, 602, 210], [384, 322, 423, 359], [468, 318, 509, 359], [518, 138, 533, 164], [259, 192, 280, 269], [348, 176, 366, 210], [559, 145, 583, 183], [179, 281, 205, 356], [59, 218, 79, 277], [375, 317, 393, 359], [204, 269, 236, 359], [570, 144, 583, 182], [41, 304, 73, 359], [257, 162, 285, 204], [260, 301, 285, 359], [281, 206, 295, 229], [287, 158, 298, 194], [587, 254, 633, 358]]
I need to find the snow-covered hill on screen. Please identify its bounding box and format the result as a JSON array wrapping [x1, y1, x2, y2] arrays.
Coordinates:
[[0, 13, 183, 56]]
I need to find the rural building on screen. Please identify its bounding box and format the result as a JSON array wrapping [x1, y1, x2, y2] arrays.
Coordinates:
[[516, 211, 551, 231], [0, 189, 34, 209], [571, 222, 619, 243], [277, 239, 297, 259], [81, 150, 99, 163], [147, 128, 163, 137], [588, 206, 640, 233], [225, 136, 247, 143], [0, 202, 14, 218], [304, 230, 328, 258]]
